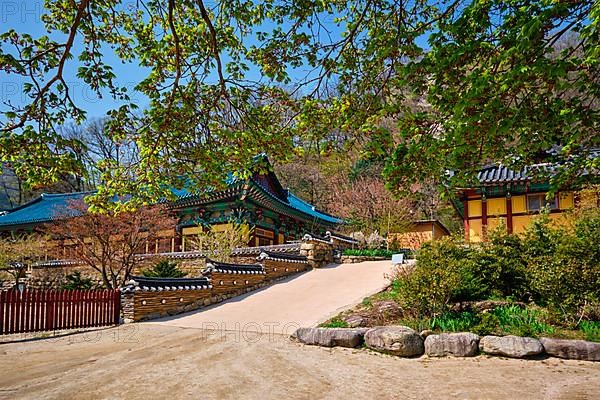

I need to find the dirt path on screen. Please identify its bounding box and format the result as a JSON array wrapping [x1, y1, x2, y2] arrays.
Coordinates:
[[1, 324, 599, 399], [155, 260, 395, 333]]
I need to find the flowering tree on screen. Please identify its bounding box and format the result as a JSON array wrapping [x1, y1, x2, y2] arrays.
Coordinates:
[[329, 176, 413, 235], [46, 201, 177, 289]]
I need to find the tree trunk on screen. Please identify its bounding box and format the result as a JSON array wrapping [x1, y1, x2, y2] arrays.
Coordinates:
[[100, 266, 113, 289]]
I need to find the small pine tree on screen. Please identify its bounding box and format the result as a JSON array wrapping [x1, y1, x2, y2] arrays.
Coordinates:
[[142, 260, 186, 278], [62, 271, 95, 290]]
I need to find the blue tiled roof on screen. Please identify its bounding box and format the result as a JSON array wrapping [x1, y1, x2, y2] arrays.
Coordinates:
[[0, 191, 91, 228], [286, 191, 343, 224], [0, 186, 342, 228]]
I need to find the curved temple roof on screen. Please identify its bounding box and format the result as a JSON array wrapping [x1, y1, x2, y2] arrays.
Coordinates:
[[0, 165, 343, 230], [0, 192, 90, 229]]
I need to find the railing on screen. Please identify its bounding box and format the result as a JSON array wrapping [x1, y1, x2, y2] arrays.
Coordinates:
[[0, 288, 120, 335]]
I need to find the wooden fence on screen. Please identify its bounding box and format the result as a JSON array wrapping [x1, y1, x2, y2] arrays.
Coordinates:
[[0, 288, 120, 335]]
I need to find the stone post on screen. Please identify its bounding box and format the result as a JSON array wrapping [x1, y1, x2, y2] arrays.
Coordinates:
[[300, 234, 334, 268], [121, 292, 135, 323]]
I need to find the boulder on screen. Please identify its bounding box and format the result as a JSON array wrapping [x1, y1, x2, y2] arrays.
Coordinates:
[[540, 338, 600, 361], [479, 335, 543, 358], [420, 330, 434, 339], [291, 327, 368, 348], [372, 300, 402, 319], [424, 332, 480, 357], [344, 314, 370, 328], [364, 326, 424, 357]]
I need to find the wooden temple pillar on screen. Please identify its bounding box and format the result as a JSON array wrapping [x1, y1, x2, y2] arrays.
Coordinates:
[[463, 198, 469, 241], [506, 192, 513, 234], [481, 193, 488, 240]]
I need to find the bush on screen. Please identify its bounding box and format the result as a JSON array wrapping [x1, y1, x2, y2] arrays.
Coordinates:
[[320, 317, 349, 328], [471, 313, 501, 336], [62, 271, 95, 290], [343, 249, 394, 258], [387, 206, 600, 326], [477, 229, 529, 299], [492, 305, 554, 337], [390, 238, 467, 317], [142, 260, 187, 278], [429, 312, 478, 332], [523, 210, 600, 325], [579, 321, 600, 342]]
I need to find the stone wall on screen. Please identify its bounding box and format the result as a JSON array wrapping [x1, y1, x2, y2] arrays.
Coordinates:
[[123, 289, 213, 322], [122, 257, 308, 322], [177, 258, 207, 277], [26, 263, 104, 290], [261, 258, 310, 279], [300, 237, 334, 268]]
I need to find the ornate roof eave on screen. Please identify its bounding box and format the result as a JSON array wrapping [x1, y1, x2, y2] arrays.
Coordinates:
[[173, 180, 341, 228], [171, 184, 245, 209], [244, 186, 339, 228]]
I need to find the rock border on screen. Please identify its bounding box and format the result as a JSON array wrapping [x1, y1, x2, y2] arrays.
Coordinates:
[[291, 326, 600, 362]]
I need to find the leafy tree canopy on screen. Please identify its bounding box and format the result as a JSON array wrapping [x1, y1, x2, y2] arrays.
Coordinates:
[[1, 0, 597, 210]]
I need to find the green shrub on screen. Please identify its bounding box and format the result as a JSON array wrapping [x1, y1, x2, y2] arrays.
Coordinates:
[[429, 312, 478, 332], [142, 260, 187, 278], [579, 321, 600, 342], [471, 313, 501, 336], [343, 249, 394, 258], [523, 210, 600, 325], [478, 229, 529, 299], [391, 238, 467, 317], [320, 317, 349, 328], [492, 305, 554, 337], [62, 271, 95, 290], [387, 206, 600, 325]]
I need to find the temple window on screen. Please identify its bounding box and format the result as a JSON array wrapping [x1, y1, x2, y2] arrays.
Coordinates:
[[527, 193, 558, 212]]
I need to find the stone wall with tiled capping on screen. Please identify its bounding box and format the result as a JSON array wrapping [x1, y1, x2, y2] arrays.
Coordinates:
[[122, 258, 310, 322], [300, 238, 334, 268]]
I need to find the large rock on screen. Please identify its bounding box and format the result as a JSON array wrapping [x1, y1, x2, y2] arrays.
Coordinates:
[[540, 338, 600, 361], [291, 327, 368, 348], [424, 332, 480, 357], [364, 326, 424, 357], [372, 300, 403, 319], [344, 314, 370, 328], [480, 335, 543, 358]]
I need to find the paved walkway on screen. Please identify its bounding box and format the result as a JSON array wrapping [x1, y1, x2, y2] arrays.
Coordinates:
[[152, 260, 395, 334]]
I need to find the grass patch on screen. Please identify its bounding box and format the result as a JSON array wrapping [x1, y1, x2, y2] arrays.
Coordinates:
[[343, 249, 394, 258], [320, 317, 349, 328], [579, 321, 600, 342], [492, 305, 555, 337], [430, 312, 478, 332]]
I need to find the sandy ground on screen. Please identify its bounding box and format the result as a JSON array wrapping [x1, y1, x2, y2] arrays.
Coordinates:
[[2, 261, 599, 399], [156, 260, 396, 333], [1, 324, 599, 400]]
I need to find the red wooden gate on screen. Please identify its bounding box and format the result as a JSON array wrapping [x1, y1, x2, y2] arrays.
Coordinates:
[[0, 288, 120, 335]]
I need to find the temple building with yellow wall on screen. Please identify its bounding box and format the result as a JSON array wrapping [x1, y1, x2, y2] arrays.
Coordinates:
[[453, 164, 577, 242]]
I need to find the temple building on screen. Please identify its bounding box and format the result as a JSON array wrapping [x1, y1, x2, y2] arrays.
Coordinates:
[[0, 160, 343, 251], [453, 164, 578, 242], [387, 220, 450, 249]]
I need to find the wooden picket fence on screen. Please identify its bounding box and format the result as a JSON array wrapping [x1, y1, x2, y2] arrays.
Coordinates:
[[0, 288, 120, 335]]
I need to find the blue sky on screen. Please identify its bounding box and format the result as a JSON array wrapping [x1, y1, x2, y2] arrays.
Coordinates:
[[1, 1, 151, 120], [0, 1, 432, 123], [0, 2, 344, 122]]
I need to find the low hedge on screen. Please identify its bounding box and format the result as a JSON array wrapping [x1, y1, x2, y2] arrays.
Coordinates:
[[342, 249, 395, 258]]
